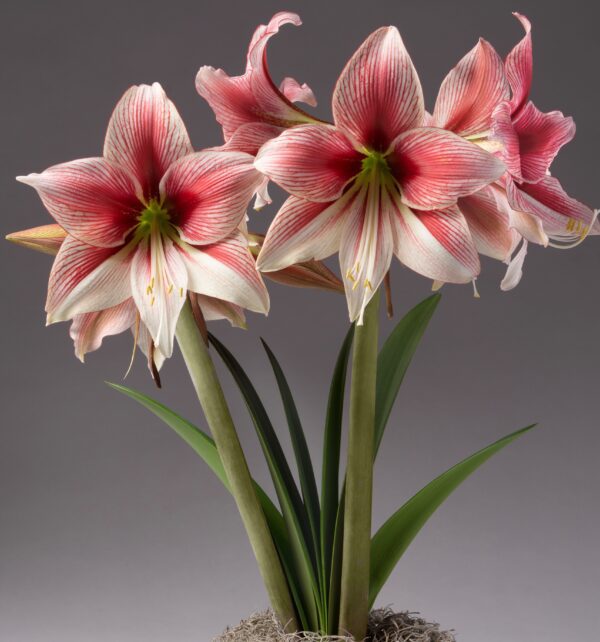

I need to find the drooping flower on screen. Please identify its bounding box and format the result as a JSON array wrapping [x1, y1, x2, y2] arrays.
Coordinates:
[[431, 13, 596, 289], [14, 83, 269, 369], [255, 27, 505, 322]]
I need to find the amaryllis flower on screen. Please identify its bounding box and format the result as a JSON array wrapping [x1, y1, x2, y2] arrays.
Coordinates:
[[432, 13, 596, 289], [255, 27, 505, 321], [15, 83, 269, 369]]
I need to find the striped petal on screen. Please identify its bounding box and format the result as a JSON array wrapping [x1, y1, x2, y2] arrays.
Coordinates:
[[70, 299, 137, 362], [490, 101, 522, 180], [161, 150, 262, 244], [390, 194, 480, 284], [6, 223, 67, 256], [104, 83, 193, 199], [333, 26, 424, 151], [180, 231, 269, 314], [209, 122, 283, 155], [506, 13, 532, 115], [339, 185, 394, 323], [196, 294, 247, 328], [279, 77, 317, 106], [458, 187, 515, 261], [130, 235, 188, 359], [46, 235, 133, 323], [195, 12, 317, 142], [512, 102, 575, 183], [17, 159, 140, 248], [433, 38, 509, 137], [254, 125, 362, 202], [389, 127, 505, 210], [257, 192, 357, 272], [505, 175, 595, 239]]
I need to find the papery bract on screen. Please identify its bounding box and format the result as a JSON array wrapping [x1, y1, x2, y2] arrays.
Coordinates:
[[256, 27, 505, 322], [14, 83, 269, 369]]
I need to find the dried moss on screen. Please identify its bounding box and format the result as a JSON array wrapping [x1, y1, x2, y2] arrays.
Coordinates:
[[214, 608, 455, 642]]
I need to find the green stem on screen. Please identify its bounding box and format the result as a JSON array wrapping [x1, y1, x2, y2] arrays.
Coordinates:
[[338, 291, 380, 639], [176, 301, 298, 632]]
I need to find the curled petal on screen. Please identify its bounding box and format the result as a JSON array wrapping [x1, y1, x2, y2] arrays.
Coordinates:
[[506, 13, 533, 115], [433, 38, 509, 137], [458, 187, 515, 261], [279, 77, 317, 106], [195, 293, 247, 328], [130, 235, 188, 359], [257, 192, 357, 272], [389, 127, 506, 210], [501, 240, 528, 291], [161, 150, 263, 244], [505, 175, 595, 239], [70, 299, 137, 362], [136, 322, 166, 373], [491, 101, 522, 180], [339, 186, 395, 323], [104, 83, 193, 199], [209, 122, 283, 155], [512, 102, 575, 182], [195, 12, 317, 142], [255, 125, 362, 202], [46, 235, 133, 323], [180, 231, 269, 315], [6, 223, 67, 256], [390, 195, 480, 284], [17, 159, 140, 248], [333, 26, 424, 151]]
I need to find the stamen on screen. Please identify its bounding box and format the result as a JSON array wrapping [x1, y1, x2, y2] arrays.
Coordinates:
[[472, 279, 481, 299], [150, 296, 156, 306], [167, 284, 174, 295], [179, 287, 184, 298], [364, 278, 373, 291]]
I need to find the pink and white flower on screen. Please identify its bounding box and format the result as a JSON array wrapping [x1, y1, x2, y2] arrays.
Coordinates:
[[15, 83, 269, 368], [255, 27, 505, 322], [431, 13, 596, 289]]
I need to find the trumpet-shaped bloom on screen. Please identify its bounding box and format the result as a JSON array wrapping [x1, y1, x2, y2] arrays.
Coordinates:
[[196, 12, 322, 154], [256, 27, 505, 321], [16, 83, 269, 365], [432, 14, 595, 289]]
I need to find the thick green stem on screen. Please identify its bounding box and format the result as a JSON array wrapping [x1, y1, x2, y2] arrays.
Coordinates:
[[338, 291, 380, 639], [176, 301, 298, 632]]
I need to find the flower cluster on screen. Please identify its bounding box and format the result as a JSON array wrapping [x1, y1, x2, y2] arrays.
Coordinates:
[[9, 11, 596, 368]]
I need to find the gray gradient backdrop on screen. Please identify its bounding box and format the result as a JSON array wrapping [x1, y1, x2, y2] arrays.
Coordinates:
[[1, 1, 599, 640]]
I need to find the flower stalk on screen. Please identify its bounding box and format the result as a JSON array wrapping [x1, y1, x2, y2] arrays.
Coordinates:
[[175, 300, 298, 632], [339, 290, 380, 639]]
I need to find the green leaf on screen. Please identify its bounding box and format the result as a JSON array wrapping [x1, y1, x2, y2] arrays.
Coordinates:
[[320, 324, 354, 627], [369, 424, 536, 607], [208, 334, 322, 630], [374, 294, 441, 457], [261, 338, 322, 576]]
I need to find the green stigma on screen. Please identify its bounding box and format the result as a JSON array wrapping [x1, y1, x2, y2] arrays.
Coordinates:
[[358, 150, 392, 186], [137, 199, 171, 235]]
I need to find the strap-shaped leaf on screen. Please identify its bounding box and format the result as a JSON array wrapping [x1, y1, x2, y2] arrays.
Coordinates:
[[320, 324, 354, 624], [261, 339, 322, 579], [208, 333, 322, 629], [374, 294, 441, 457], [369, 424, 536, 607]]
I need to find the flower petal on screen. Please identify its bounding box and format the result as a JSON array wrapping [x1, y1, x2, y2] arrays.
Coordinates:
[[506, 13, 532, 115], [209, 122, 283, 155], [195, 12, 317, 142], [161, 150, 263, 245], [458, 186, 515, 261], [180, 231, 269, 314], [256, 192, 357, 272], [17, 159, 140, 247], [6, 223, 67, 256], [104, 83, 193, 199], [512, 101, 575, 183], [195, 293, 247, 328], [505, 175, 595, 239], [390, 194, 480, 283], [254, 124, 362, 202], [339, 186, 394, 323], [389, 127, 506, 210], [490, 101, 522, 180], [433, 38, 509, 137], [333, 26, 424, 151], [70, 299, 137, 362], [130, 235, 188, 359], [501, 239, 528, 291], [46, 235, 133, 323], [279, 77, 317, 106]]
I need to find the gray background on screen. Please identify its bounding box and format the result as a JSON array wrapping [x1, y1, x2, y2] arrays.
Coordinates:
[[1, 1, 598, 640]]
